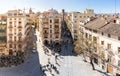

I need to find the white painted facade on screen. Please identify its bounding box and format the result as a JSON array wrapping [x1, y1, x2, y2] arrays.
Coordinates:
[[7, 10, 27, 55], [81, 25, 120, 75]]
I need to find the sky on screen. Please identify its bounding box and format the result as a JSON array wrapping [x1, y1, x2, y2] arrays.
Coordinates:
[[0, 0, 120, 14]]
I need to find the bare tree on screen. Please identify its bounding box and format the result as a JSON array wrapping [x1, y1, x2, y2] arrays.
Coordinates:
[[74, 34, 96, 70]]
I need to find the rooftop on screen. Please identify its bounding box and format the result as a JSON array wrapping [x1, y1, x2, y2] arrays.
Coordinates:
[[83, 17, 120, 36]]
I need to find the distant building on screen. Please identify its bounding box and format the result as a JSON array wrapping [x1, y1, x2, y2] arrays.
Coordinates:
[[0, 14, 7, 56], [39, 8, 62, 46], [67, 9, 95, 40]]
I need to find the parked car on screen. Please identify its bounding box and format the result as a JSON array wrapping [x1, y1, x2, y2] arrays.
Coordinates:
[[32, 50, 37, 53], [32, 47, 37, 53]]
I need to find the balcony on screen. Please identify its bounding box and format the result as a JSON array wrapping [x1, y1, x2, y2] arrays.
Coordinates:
[[8, 26, 13, 28], [43, 32, 49, 34], [18, 26, 22, 28], [18, 40, 22, 43], [54, 32, 59, 34], [8, 40, 13, 43], [107, 49, 114, 56], [9, 34, 13, 36], [18, 33, 22, 36], [43, 22, 48, 24], [43, 27, 49, 29]]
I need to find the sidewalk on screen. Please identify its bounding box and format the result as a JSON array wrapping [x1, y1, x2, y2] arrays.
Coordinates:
[[36, 30, 60, 76]]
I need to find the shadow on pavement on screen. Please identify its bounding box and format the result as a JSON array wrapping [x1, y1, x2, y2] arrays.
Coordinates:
[[95, 69, 111, 76], [43, 20, 77, 56]]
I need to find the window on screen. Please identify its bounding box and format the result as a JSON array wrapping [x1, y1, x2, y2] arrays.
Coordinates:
[[118, 47, 120, 54], [89, 35, 92, 40], [44, 30, 47, 33], [9, 29, 12, 32], [19, 18, 21, 20], [44, 35, 48, 38], [8, 13, 12, 16], [108, 34, 111, 38], [107, 44, 111, 49], [118, 60, 120, 66], [54, 19, 59, 23], [101, 41, 104, 45], [74, 16, 77, 18], [18, 37, 22, 41], [74, 30, 77, 33], [14, 44, 16, 48], [85, 33, 88, 38], [74, 35, 78, 39], [14, 18, 16, 20], [14, 29, 16, 34], [18, 29, 22, 31], [10, 18, 12, 20], [14, 21, 16, 27], [9, 36, 12, 40], [74, 21, 77, 23], [18, 44, 22, 48], [14, 36, 16, 41], [9, 44, 12, 48], [80, 16, 82, 18], [55, 35, 59, 38], [50, 35, 52, 38], [102, 32, 104, 35], [50, 25, 52, 28], [50, 20, 52, 23], [118, 37, 120, 40], [93, 30, 97, 33], [50, 30, 52, 33], [18, 21, 22, 25], [93, 36, 97, 43], [9, 22, 12, 25]]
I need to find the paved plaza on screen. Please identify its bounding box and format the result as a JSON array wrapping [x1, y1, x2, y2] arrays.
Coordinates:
[[36, 28, 108, 76]]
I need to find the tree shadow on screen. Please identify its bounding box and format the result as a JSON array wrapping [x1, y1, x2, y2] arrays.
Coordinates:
[[95, 69, 111, 76]]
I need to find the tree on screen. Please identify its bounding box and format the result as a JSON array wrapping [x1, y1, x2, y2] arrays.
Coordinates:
[[74, 33, 96, 70]]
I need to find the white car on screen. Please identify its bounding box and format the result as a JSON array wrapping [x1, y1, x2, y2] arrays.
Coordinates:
[[32, 47, 37, 53], [33, 47, 36, 50], [32, 49, 37, 53]]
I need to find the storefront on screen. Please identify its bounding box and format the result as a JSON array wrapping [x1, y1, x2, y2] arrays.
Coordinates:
[[107, 64, 113, 74], [93, 54, 99, 64]]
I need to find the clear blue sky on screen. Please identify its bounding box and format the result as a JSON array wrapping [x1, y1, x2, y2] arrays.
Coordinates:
[[0, 0, 120, 13]]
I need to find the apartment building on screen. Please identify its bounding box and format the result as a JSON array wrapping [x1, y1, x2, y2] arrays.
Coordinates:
[[80, 16, 120, 76], [40, 8, 62, 46], [67, 9, 95, 40], [7, 10, 27, 56], [0, 14, 7, 56]]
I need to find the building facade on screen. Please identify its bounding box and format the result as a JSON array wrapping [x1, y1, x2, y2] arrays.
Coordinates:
[[80, 16, 120, 76], [0, 14, 7, 56], [7, 10, 27, 56], [40, 9, 62, 46], [67, 9, 95, 40]]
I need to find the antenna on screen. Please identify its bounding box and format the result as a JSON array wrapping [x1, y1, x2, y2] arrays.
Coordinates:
[[115, 0, 116, 15]]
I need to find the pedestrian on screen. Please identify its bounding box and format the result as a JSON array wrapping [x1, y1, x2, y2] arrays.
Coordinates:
[[48, 58, 50, 64]]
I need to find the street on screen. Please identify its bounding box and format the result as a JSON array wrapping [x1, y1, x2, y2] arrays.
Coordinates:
[[37, 21, 107, 76], [0, 21, 108, 76]]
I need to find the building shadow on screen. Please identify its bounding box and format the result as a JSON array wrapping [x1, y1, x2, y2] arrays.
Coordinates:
[[43, 20, 77, 56], [95, 69, 111, 76]]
